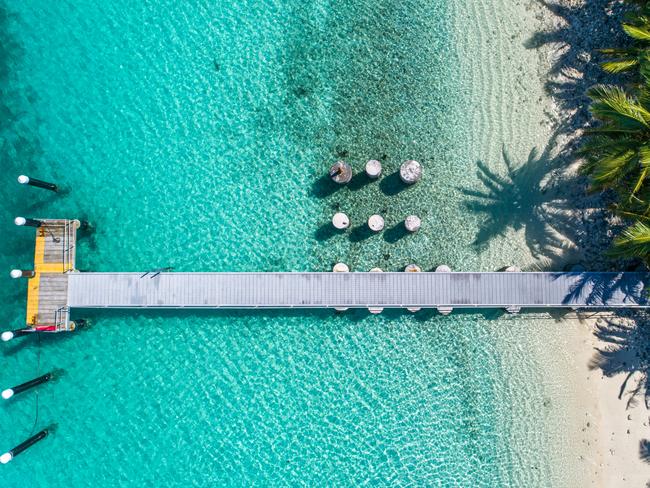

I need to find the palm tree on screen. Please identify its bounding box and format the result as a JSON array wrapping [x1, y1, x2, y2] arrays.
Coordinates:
[[581, 84, 650, 198], [583, 1, 650, 263], [600, 2, 650, 75], [609, 221, 650, 261]]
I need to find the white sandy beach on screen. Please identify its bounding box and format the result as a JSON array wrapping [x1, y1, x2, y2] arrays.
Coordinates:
[[581, 315, 650, 487], [453, 0, 650, 485]]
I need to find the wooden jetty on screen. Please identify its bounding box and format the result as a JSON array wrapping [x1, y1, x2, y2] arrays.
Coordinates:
[[66, 271, 649, 310], [13, 218, 650, 335], [24, 219, 79, 331]]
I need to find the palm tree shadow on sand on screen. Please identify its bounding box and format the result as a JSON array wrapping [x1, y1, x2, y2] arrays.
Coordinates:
[[525, 0, 630, 136], [461, 133, 585, 266], [589, 314, 650, 464]]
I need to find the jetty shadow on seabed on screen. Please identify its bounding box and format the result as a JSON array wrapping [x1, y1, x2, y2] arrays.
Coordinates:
[[461, 131, 589, 267]]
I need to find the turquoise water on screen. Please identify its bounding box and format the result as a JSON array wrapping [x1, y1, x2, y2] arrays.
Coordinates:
[[0, 1, 563, 486]]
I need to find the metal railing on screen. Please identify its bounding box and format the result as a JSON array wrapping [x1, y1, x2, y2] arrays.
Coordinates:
[[53, 307, 70, 330]]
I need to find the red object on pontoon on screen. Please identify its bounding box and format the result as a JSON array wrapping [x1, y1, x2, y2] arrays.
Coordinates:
[[33, 325, 56, 332]]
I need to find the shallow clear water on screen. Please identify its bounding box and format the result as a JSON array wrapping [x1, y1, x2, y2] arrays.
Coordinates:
[[0, 1, 577, 486]]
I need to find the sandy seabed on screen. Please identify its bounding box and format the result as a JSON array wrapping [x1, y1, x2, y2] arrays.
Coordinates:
[[454, 0, 650, 485]]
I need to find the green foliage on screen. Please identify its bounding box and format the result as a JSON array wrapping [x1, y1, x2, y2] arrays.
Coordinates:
[[599, 4, 650, 75], [609, 221, 650, 259], [582, 1, 650, 263]]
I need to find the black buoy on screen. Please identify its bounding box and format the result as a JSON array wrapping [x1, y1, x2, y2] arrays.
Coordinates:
[[2, 373, 52, 400], [14, 217, 43, 228], [17, 175, 58, 192], [0, 429, 49, 464], [1, 327, 34, 342]]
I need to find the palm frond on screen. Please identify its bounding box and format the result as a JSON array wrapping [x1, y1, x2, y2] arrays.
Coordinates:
[[609, 222, 650, 261], [623, 23, 650, 41], [589, 148, 636, 187], [601, 58, 640, 73], [588, 85, 650, 130]]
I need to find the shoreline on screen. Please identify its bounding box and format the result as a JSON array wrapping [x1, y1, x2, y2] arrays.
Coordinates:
[[524, 1, 650, 486], [455, 0, 650, 485], [587, 314, 650, 486], [556, 312, 650, 487]]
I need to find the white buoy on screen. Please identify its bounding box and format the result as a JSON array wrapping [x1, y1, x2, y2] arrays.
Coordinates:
[[14, 217, 26, 226], [0, 452, 12, 464], [405, 264, 421, 312], [435, 265, 453, 315], [17, 175, 29, 185], [333, 262, 349, 311], [1, 389, 14, 400], [399, 160, 422, 184], [404, 215, 421, 232], [368, 268, 384, 314], [1, 331, 14, 342], [332, 213, 350, 230], [505, 266, 521, 314], [368, 215, 385, 232], [365, 160, 382, 178]]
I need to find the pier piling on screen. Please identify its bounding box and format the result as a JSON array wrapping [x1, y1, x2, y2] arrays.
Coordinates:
[[2, 373, 52, 400], [14, 217, 42, 228], [1, 328, 33, 342], [365, 160, 382, 179], [399, 160, 422, 184], [0, 429, 49, 464], [368, 268, 384, 314], [404, 264, 422, 312], [10, 269, 35, 279], [329, 161, 352, 184], [368, 215, 385, 232], [435, 265, 453, 315], [332, 213, 350, 230], [404, 215, 421, 232], [504, 266, 522, 314], [17, 175, 58, 192]]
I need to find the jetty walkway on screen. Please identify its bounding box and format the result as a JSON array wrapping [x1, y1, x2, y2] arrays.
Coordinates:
[[14, 220, 650, 333], [68, 271, 648, 310]]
